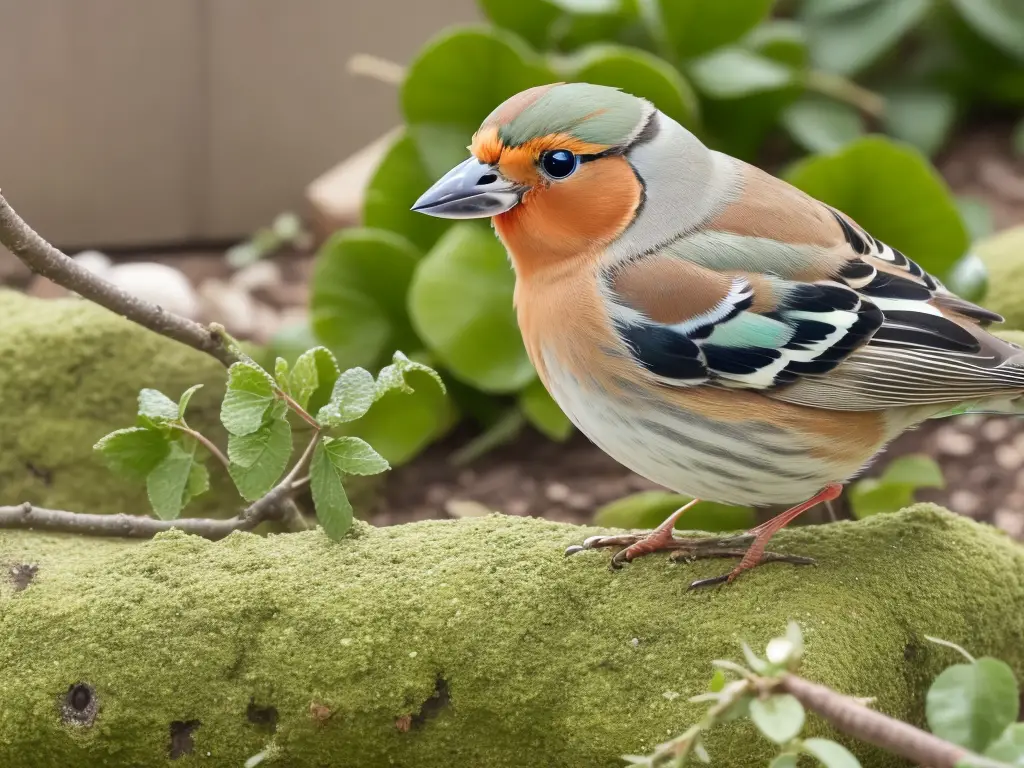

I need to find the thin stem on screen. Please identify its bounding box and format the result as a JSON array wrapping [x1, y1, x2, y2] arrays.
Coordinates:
[[280, 392, 320, 429], [0, 191, 237, 367], [347, 53, 405, 85], [284, 433, 320, 489], [805, 70, 887, 119], [170, 423, 230, 470], [924, 636, 976, 663]]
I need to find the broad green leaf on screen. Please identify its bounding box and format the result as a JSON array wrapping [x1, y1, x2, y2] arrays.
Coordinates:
[[146, 441, 197, 521], [310, 439, 354, 541], [749, 695, 805, 744], [658, 0, 774, 58], [188, 461, 210, 498], [985, 723, 1024, 765], [375, 350, 447, 400], [479, 0, 562, 50], [781, 97, 864, 153], [363, 131, 451, 252], [227, 417, 293, 501], [950, 0, 1024, 62], [802, 0, 930, 75], [594, 491, 755, 533], [927, 658, 1020, 752], [317, 367, 377, 427], [94, 427, 170, 480], [480, 0, 632, 52], [882, 88, 957, 157], [221, 363, 277, 437], [320, 436, 390, 476], [310, 228, 420, 372], [519, 379, 573, 441], [138, 388, 178, 423], [340, 368, 457, 466], [744, 20, 808, 68], [785, 137, 969, 277], [880, 454, 945, 488], [802, 738, 861, 768], [401, 27, 557, 176], [176, 384, 203, 422], [688, 48, 794, 99], [566, 44, 699, 129], [409, 223, 534, 393], [289, 347, 339, 411]]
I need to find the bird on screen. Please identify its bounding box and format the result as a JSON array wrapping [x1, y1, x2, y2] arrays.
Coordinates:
[[411, 82, 1024, 588]]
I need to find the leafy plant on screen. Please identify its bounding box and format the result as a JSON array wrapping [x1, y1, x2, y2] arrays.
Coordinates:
[[594, 490, 755, 533], [848, 454, 945, 519], [305, 0, 1022, 464], [631, 623, 1024, 767], [95, 342, 444, 539]]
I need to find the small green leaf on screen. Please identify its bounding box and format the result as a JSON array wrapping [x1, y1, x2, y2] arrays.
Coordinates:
[[688, 47, 794, 99], [848, 479, 914, 519], [802, 738, 861, 768], [228, 417, 293, 501], [781, 97, 864, 154], [288, 347, 340, 411], [785, 137, 969, 277], [880, 454, 945, 488], [274, 357, 291, 391], [985, 723, 1024, 765], [709, 668, 727, 693], [750, 695, 805, 744], [94, 427, 170, 480], [138, 388, 179, 423], [770, 755, 799, 768], [658, 0, 774, 58], [882, 88, 957, 157], [320, 435, 390, 476], [950, 0, 1024, 63], [188, 461, 210, 498], [375, 350, 447, 400], [221, 363, 277, 437], [146, 441, 197, 521], [310, 439, 355, 541], [310, 228, 421, 371], [176, 384, 203, 422], [593, 491, 755, 533], [519, 379, 572, 442], [317, 367, 377, 427], [409, 223, 534, 393], [927, 658, 1020, 752]]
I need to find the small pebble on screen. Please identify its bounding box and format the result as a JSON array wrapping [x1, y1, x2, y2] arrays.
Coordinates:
[[231, 260, 281, 293], [662, 691, 680, 701], [631, 638, 640, 648], [545, 483, 571, 502], [505, 499, 529, 517], [566, 493, 592, 511], [444, 499, 491, 519], [935, 428, 975, 457], [995, 444, 1023, 471], [982, 419, 1012, 443]]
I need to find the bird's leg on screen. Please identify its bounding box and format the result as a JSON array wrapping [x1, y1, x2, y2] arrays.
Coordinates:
[[565, 498, 700, 567], [688, 483, 843, 590]]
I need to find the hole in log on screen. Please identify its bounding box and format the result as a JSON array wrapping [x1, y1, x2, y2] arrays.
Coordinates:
[[7, 563, 37, 592], [411, 676, 450, 730], [60, 682, 98, 726], [246, 697, 278, 732], [169, 720, 200, 759]]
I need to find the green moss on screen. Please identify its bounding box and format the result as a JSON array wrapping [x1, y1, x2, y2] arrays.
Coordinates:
[[977, 225, 1024, 331], [1, 506, 1023, 767], [0, 291, 241, 517]]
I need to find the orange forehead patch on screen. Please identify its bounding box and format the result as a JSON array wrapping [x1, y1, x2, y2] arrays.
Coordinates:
[[470, 130, 614, 186]]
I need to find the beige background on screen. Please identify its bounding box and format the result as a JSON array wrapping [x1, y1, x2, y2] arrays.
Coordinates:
[[0, 0, 478, 248]]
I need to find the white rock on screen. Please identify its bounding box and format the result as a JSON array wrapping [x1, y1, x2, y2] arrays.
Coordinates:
[[198, 278, 257, 337], [231, 259, 282, 294], [72, 250, 113, 276], [103, 262, 200, 319]]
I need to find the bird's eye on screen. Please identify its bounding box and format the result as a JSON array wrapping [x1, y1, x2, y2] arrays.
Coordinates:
[[540, 150, 578, 180]]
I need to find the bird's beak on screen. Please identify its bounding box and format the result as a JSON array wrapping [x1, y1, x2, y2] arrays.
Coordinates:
[[411, 156, 521, 219]]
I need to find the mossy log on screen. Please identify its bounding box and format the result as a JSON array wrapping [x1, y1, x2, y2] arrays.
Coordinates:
[[2, 506, 1023, 768]]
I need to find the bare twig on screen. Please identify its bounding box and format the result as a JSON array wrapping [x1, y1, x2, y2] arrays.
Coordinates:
[[347, 53, 406, 85], [0, 191, 237, 367], [804, 70, 886, 119], [774, 674, 1003, 768]]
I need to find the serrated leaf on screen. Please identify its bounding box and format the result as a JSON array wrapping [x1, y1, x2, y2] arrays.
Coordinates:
[[688, 47, 794, 99], [221, 363, 277, 436], [94, 427, 170, 480], [188, 461, 210, 498], [310, 228, 421, 372], [985, 723, 1024, 765], [927, 658, 1020, 752], [274, 357, 291, 391], [228, 417, 293, 501], [317, 367, 377, 427], [409, 223, 534, 393], [785, 137, 969, 277], [146, 441, 197, 520], [310, 439, 354, 541], [375, 351, 446, 400], [802, 738, 861, 768], [138, 388, 179, 423], [320, 436, 390, 476], [177, 384, 203, 422], [781, 97, 864, 154], [289, 346, 340, 411], [750, 695, 805, 744], [518, 379, 572, 441]]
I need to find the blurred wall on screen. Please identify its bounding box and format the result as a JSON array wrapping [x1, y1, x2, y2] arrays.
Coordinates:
[[0, 0, 478, 248]]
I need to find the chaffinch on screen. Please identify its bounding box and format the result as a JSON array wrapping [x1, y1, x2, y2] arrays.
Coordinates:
[[413, 82, 1024, 587]]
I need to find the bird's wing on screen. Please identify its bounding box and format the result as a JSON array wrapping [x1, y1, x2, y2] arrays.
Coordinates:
[[603, 162, 1024, 410]]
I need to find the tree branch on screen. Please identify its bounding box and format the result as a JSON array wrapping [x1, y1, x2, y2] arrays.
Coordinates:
[[0, 191, 237, 367]]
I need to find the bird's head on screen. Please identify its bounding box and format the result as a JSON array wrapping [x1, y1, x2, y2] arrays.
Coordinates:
[[412, 83, 661, 265]]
